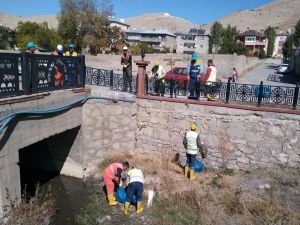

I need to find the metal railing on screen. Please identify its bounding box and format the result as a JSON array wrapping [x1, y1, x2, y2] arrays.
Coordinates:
[[0, 53, 86, 98], [86, 67, 300, 110], [86, 67, 136, 93]]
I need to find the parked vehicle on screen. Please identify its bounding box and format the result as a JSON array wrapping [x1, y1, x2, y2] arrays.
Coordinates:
[[277, 64, 289, 74], [165, 67, 188, 85]]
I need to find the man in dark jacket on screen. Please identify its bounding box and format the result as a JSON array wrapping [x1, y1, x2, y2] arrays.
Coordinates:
[[121, 46, 132, 92]]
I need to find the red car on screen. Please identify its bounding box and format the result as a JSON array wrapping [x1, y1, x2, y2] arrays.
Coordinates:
[[165, 67, 188, 85], [165, 67, 208, 86]]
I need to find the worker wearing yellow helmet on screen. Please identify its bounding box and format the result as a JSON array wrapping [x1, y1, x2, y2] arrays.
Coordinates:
[[151, 60, 166, 96], [183, 122, 206, 180]]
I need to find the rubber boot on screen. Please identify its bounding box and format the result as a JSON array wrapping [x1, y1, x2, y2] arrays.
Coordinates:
[[189, 169, 196, 181], [124, 202, 130, 215], [107, 194, 118, 206], [207, 94, 212, 101], [136, 201, 144, 214], [184, 166, 189, 177]]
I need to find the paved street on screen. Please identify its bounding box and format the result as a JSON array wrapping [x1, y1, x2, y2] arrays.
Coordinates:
[[239, 60, 297, 87]]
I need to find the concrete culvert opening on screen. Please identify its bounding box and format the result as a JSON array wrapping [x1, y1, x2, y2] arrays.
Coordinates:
[[17, 126, 88, 225]]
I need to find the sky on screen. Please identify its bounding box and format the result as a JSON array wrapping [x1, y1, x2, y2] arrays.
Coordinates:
[[0, 0, 274, 24]]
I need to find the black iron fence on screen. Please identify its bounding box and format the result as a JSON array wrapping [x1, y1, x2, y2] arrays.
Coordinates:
[[0, 52, 86, 98], [86, 67, 136, 93], [86, 67, 300, 110]]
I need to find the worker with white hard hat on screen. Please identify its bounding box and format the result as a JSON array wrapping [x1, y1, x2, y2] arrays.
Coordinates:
[[121, 45, 132, 92], [52, 44, 64, 56]]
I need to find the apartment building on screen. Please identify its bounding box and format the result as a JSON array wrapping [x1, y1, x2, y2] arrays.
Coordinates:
[[175, 28, 210, 54], [126, 29, 177, 52], [236, 30, 268, 53]]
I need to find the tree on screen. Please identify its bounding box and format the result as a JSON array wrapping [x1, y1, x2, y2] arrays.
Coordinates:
[[15, 22, 59, 51], [293, 19, 300, 47], [210, 22, 223, 53], [58, 0, 120, 54], [282, 34, 294, 59], [264, 26, 276, 57]]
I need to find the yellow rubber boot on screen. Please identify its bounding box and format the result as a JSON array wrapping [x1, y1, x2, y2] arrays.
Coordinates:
[[136, 201, 144, 214], [108, 194, 118, 206], [124, 202, 130, 215], [189, 169, 196, 181], [207, 94, 212, 101], [184, 166, 189, 177]]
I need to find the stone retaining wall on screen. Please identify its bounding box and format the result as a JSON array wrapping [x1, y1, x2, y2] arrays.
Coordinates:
[[82, 99, 137, 175], [135, 99, 300, 169]]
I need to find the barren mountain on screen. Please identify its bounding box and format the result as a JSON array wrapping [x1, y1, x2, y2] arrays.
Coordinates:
[[124, 12, 195, 33], [0, 13, 58, 29], [0, 0, 299, 34], [203, 0, 300, 33]]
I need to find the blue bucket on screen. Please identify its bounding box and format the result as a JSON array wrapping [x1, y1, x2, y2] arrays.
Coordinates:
[[194, 159, 204, 173], [115, 187, 137, 204]]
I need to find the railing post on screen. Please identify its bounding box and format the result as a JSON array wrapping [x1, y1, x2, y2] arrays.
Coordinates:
[[79, 55, 86, 87], [21, 52, 31, 95], [170, 78, 175, 98], [110, 70, 114, 89], [293, 83, 299, 110], [134, 60, 150, 97], [225, 77, 231, 103], [257, 81, 264, 107]]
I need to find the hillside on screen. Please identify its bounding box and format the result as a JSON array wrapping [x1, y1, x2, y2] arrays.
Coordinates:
[[124, 12, 195, 33], [0, 0, 299, 33], [203, 0, 300, 33], [0, 13, 58, 29]]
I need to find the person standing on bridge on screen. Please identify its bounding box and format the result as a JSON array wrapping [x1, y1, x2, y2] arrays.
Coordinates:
[[202, 59, 217, 101], [103, 161, 129, 206], [187, 53, 202, 100], [121, 46, 133, 92], [151, 61, 166, 96], [64, 44, 78, 56], [26, 42, 36, 54]]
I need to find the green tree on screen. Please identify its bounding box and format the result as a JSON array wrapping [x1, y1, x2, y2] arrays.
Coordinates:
[[210, 22, 224, 53], [15, 22, 59, 51], [58, 0, 120, 54], [282, 34, 294, 59], [293, 19, 300, 47], [264, 26, 276, 57]]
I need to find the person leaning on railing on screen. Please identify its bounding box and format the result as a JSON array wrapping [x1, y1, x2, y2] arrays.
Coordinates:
[[26, 42, 36, 54], [64, 44, 78, 56], [151, 61, 166, 97], [201, 59, 217, 101]]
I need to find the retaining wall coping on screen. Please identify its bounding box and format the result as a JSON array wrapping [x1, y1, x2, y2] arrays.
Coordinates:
[[137, 95, 300, 115]]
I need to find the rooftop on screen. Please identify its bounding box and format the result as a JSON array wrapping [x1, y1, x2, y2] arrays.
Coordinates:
[[127, 28, 176, 37]]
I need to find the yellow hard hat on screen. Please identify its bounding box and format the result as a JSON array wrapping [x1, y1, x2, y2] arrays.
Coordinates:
[[191, 122, 198, 131], [196, 58, 201, 64], [154, 60, 160, 66]]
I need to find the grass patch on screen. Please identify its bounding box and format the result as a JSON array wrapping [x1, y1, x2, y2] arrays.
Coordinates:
[[2, 186, 56, 225]]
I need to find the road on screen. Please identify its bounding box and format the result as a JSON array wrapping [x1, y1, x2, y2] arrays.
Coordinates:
[[239, 60, 297, 87]]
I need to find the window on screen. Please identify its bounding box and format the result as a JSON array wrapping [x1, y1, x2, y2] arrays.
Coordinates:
[[199, 45, 203, 48], [245, 36, 256, 42]]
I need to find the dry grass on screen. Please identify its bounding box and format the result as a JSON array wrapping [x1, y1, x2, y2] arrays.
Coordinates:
[[86, 151, 300, 225], [1, 186, 56, 225]]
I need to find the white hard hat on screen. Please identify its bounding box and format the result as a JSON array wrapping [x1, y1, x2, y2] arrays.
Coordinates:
[[57, 44, 63, 51], [123, 46, 128, 50]]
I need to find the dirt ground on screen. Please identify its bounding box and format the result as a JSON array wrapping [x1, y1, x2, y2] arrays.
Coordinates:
[[77, 152, 300, 225]]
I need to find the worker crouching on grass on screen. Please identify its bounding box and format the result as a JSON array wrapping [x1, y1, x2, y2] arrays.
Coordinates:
[[103, 162, 129, 206], [124, 167, 145, 215], [183, 122, 207, 180]]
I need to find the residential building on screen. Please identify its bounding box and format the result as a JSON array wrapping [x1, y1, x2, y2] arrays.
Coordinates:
[[236, 30, 268, 53], [126, 29, 177, 52], [108, 17, 130, 31], [175, 28, 210, 54], [273, 34, 288, 58]]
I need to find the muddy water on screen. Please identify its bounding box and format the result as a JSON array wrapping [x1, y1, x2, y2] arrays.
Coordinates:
[[48, 176, 89, 225]]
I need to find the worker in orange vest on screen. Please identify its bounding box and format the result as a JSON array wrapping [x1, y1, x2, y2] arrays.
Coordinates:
[[102, 162, 129, 206]]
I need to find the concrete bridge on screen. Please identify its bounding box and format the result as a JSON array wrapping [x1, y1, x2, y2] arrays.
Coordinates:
[[0, 54, 300, 217]]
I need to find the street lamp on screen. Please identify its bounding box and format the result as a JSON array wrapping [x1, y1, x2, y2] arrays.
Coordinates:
[[141, 48, 145, 61]]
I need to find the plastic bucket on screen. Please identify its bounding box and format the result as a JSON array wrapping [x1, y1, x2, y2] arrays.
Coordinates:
[[194, 159, 204, 173]]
